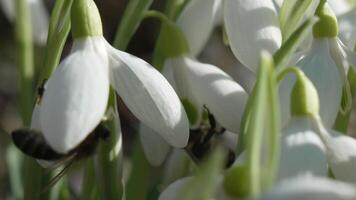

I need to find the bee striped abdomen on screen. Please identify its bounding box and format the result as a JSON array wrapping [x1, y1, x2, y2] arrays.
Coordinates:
[[11, 129, 65, 160]]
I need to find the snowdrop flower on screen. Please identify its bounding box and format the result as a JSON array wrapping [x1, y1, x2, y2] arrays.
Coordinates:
[[280, 1, 356, 128], [32, 0, 189, 154], [259, 175, 356, 200], [140, 0, 247, 166], [236, 72, 328, 180], [277, 74, 328, 180], [0, 0, 49, 45], [280, 65, 356, 184]]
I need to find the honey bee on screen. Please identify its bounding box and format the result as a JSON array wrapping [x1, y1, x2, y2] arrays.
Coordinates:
[[11, 123, 110, 191], [184, 106, 236, 168], [11, 123, 110, 161]]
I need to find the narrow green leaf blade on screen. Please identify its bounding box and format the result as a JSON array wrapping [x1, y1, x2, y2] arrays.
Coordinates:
[[113, 0, 153, 50], [279, 0, 313, 41], [274, 18, 317, 69]]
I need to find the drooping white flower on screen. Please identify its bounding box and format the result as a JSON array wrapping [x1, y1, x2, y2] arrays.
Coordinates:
[[32, 0, 189, 154], [37, 36, 189, 153], [259, 175, 356, 200], [0, 0, 49, 45], [223, 0, 282, 72], [279, 38, 343, 127]]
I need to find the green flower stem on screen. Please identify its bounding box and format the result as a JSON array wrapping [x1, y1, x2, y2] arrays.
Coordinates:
[[265, 68, 281, 188], [246, 53, 271, 197], [37, 0, 72, 86], [80, 158, 97, 200], [147, 10, 189, 70], [113, 0, 153, 50], [96, 88, 123, 200], [15, 0, 43, 199], [125, 141, 151, 200]]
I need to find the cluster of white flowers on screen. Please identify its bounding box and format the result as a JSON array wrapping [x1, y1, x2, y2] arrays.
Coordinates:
[[3, 0, 356, 199]]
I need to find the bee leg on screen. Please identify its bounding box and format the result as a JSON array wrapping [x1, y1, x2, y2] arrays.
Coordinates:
[[203, 105, 216, 129]]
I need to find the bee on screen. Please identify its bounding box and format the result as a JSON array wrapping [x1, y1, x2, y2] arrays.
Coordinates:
[[11, 123, 110, 191], [11, 123, 110, 161], [184, 106, 236, 168]]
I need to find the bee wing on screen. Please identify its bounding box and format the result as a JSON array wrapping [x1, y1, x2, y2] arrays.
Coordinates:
[[11, 128, 66, 160], [41, 156, 76, 194], [42, 153, 77, 173]]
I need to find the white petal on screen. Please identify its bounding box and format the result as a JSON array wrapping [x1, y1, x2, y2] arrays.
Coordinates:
[[159, 177, 193, 200], [215, 130, 238, 151], [338, 38, 356, 70], [177, 0, 222, 56], [107, 46, 189, 148], [171, 56, 248, 133], [260, 175, 356, 200], [279, 38, 343, 127], [28, 0, 49, 45], [40, 38, 109, 153], [338, 10, 356, 49], [278, 117, 328, 180], [224, 0, 282, 72], [139, 123, 171, 166], [313, 117, 356, 183], [163, 59, 203, 127], [328, 0, 353, 15]]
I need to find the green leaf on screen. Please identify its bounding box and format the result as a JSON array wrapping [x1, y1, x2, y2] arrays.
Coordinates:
[[279, 0, 313, 41], [125, 141, 152, 200], [148, 11, 189, 70], [274, 18, 317, 69], [6, 145, 24, 200], [38, 0, 72, 86], [113, 0, 153, 50], [178, 149, 225, 200], [245, 52, 272, 197]]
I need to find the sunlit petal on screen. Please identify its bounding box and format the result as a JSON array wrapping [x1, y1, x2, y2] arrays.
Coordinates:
[[224, 0, 282, 72], [278, 117, 327, 180], [177, 0, 222, 56], [40, 38, 109, 153], [171, 56, 248, 133], [260, 175, 356, 200], [107, 45, 189, 148]]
